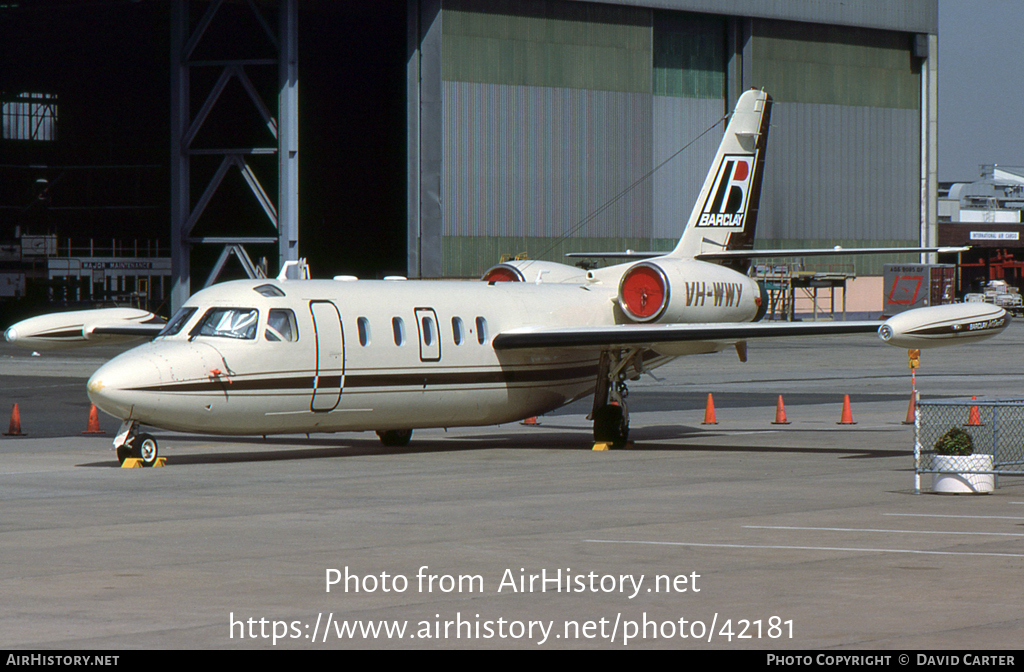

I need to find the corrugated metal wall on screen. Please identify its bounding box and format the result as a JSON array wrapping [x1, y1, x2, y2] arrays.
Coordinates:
[[442, 0, 651, 92], [652, 11, 724, 98], [751, 21, 919, 109], [431, 1, 924, 277], [761, 103, 920, 241], [651, 96, 724, 240], [439, 0, 732, 276], [442, 82, 652, 240], [751, 19, 921, 274], [651, 11, 727, 242]]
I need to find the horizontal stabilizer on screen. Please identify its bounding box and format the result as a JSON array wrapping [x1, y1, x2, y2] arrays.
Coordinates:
[[564, 251, 661, 260], [565, 246, 969, 262], [694, 246, 970, 261]]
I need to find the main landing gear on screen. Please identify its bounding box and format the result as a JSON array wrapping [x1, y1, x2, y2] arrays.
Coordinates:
[[591, 349, 647, 448], [113, 420, 159, 467], [376, 429, 413, 447]]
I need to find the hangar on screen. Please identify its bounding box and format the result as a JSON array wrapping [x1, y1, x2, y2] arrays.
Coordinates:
[[409, 0, 938, 291], [0, 0, 937, 318]]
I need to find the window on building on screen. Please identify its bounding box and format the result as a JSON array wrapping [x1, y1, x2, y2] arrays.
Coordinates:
[[2, 93, 57, 141]]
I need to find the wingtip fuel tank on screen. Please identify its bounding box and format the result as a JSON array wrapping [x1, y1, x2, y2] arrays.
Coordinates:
[[4, 307, 164, 350], [878, 303, 1009, 349]]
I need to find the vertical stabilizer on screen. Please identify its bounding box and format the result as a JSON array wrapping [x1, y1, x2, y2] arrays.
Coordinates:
[[669, 89, 772, 265]]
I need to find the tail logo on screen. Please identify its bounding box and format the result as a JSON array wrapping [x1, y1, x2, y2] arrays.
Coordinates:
[[697, 155, 754, 228]]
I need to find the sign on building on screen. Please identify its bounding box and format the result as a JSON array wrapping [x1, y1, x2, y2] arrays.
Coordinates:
[[883, 264, 956, 315]]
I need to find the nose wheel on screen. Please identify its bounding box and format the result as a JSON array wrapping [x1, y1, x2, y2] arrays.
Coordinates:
[[113, 421, 159, 466]]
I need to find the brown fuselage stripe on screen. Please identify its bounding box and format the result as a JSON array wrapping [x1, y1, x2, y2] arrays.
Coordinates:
[[127, 364, 601, 393]]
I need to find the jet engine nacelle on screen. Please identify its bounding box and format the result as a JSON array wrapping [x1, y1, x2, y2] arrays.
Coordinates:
[[4, 307, 164, 350], [878, 302, 1009, 349], [617, 258, 761, 324], [482, 260, 589, 284]]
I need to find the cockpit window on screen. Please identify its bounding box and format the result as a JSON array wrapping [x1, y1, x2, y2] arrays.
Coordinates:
[[192, 308, 259, 340], [254, 284, 286, 298], [158, 306, 197, 337], [265, 309, 298, 342]]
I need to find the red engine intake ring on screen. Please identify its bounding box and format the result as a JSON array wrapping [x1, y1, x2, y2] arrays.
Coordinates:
[[481, 265, 525, 282], [618, 263, 668, 322]]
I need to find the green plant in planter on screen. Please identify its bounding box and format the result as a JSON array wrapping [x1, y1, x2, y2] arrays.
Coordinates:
[[934, 426, 974, 456]]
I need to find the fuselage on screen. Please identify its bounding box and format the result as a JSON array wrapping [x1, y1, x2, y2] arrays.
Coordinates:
[[85, 261, 758, 436], [86, 276, 609, 435]]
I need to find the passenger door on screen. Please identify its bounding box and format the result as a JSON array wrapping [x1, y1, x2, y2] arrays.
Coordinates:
[[310, 301, 344, 411]]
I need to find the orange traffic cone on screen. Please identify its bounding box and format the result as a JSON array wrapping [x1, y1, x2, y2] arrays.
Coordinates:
[[702, 393, 718, 425], [4, 403, 25, 436], [82, 404, 106, 435], [837, 394, 856, 425], [966, 396, 983, 426], [521, 416, 540, 426], [902, 391, 917, 425], [771, 395, 791, 425]]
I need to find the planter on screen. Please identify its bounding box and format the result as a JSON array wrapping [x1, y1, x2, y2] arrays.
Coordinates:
[[932, 454, 995, 494]]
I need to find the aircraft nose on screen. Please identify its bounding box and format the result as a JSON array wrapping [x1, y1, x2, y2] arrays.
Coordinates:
[[87, 353, 162, 420]]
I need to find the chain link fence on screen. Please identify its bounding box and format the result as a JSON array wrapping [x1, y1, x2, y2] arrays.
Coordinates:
[[915, 398, 1024, 493]]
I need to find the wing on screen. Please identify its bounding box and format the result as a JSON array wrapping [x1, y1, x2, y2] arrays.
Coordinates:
[[494, 303, 1009, 353], [89, 324, 167, 337], [4, 307, 165, 350], [493, 320, 882, 351]]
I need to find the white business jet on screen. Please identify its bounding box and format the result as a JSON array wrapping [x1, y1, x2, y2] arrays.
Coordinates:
[[5, 90, 1008, 465]]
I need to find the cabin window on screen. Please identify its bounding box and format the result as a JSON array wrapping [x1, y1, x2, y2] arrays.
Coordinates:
[[421, 315, 434, 346], [264, 309, 297, 342], [159, 306, 197, 337], [193, 308, 259, 340], [357, 317, 371, 346], [452, 317, 464, 345], [475, 316, 488, 344], [392, 317, 405, 346]]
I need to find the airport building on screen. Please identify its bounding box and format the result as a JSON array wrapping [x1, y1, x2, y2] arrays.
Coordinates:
[[939, 165, 1024, 295]]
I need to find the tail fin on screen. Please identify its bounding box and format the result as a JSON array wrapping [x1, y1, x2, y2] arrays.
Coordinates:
[[670, 89, 772, 267]]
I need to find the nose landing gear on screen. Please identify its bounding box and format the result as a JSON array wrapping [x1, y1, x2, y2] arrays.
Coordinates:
[[113, 420, 159, 467]]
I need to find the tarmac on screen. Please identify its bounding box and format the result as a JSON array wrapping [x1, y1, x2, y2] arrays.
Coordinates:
[[1, 323, 1023, 650]]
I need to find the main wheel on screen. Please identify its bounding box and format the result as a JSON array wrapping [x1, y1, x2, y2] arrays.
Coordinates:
[[593, 404, 629, 446], [376, 429, 413, 447], [134, 433, 159, 467]]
